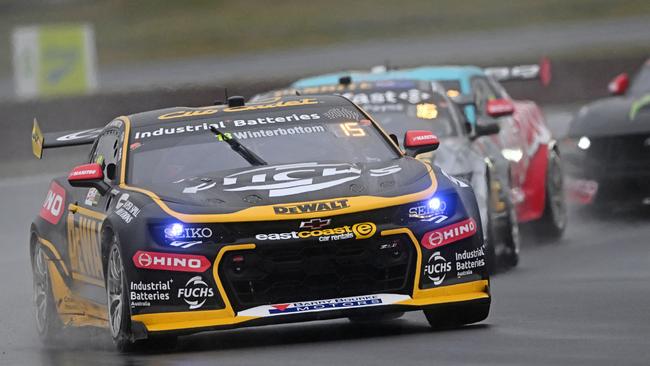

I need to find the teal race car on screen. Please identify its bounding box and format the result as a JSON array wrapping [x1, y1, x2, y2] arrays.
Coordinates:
[[292, 60, 566, 239]]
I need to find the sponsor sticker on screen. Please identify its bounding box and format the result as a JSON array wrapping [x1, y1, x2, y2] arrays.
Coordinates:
[[408, 203, 447, 222], [177, 276, 215, 310], [114, 193, 140, 224], [195, 162, 402, 198], [421, 218, 477, 250], [238, 293, 410, 317], [130, 280, 173, 308], [40, 181, 65, 224], [423, 251, 451, 286], [455, 247, 486, 278], [273, 199, 350, 215], [133, 251, 211, 272], [255, 222, 376, 242], [156, 98, 319, 120], [84, 188, 99, 207]]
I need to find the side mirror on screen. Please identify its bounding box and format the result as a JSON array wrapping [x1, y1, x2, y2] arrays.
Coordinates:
[[608, 73, 629, 95], [68, 163, 110, 194], [486, 99, 515, 117], [404, 130, 440, 157], [474, 122, 500, 138]]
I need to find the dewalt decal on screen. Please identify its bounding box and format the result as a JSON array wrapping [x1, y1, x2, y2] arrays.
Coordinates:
[[67, 212, 104, 284], [273, 199, 350, 215]]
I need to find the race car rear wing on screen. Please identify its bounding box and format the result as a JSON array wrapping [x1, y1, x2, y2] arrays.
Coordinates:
[[31, 119, 102, 159], [484, 57, 552, 86]]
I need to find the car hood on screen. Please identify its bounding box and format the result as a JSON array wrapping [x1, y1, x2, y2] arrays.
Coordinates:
[[143, 159, 434, 215], [570, 94, 650, 137]]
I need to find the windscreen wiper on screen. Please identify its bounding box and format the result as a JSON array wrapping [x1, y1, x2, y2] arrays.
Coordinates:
[[209, 125, 267, 166]]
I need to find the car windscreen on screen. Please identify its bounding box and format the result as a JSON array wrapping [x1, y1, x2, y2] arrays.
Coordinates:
[[127, 102, 399, 187], [629, 64, 650, 95], [343, 88, 461, 140]]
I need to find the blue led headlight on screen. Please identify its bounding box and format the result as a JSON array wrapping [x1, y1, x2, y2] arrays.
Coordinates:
[[165, 223, 184, 238]]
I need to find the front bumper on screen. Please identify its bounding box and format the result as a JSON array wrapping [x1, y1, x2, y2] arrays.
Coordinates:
[[131, 227, 490, 336]]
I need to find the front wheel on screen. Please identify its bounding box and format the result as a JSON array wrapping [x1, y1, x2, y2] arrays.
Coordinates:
[[535, 149, 567, 240], [32, 243, 62, 343], [107, 240, 136, 352]]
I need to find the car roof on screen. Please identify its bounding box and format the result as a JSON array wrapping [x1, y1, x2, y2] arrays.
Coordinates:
[[124, 94, 350, 128], [293, 66, 485, 87]]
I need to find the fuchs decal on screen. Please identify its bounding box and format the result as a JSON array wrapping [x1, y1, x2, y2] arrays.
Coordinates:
[[208, 162, 402, 197], [40, 181, 66, 224], [421, 218, 477, 250], [423, 251, 451, 285]]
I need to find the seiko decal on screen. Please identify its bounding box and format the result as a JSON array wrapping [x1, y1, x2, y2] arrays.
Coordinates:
[[164, 227, 213, 239], [421, 218, 477, 250], [423, 251, 451, 286], [455, 247, 486, 277], [408, 203, 448, 223], [187, 162, 402, 197], [273, 199, 350, 214], [114, 193, 140, 223], [40, 181, 66, 225], [177, 276, 215, 310], [256, 222, 376, 242], [130, 280, 173, 308], [132, 251, 211, 272], [237, 293, 410, 317]]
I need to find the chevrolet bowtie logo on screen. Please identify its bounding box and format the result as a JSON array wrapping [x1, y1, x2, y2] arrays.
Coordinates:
[[299, 218, 331, 230]]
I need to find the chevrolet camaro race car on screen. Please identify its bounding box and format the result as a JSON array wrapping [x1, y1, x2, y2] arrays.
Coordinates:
[[254, 79, 519, 270], [294, 60, 566, 239], [30, 95, 490, 351], [562, 58, 650, 206]]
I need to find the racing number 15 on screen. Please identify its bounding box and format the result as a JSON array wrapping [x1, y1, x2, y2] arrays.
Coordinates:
[[339, 122, 366, 137]]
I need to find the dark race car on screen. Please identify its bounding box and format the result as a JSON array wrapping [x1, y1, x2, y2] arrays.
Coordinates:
[[253, 79, 519, 271], [30, 95, 490, 351], [562, 58, 650, 207]]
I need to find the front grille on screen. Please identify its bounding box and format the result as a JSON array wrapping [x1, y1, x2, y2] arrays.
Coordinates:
[[588, 134, 650, 169], [218, 235, 416, 312]]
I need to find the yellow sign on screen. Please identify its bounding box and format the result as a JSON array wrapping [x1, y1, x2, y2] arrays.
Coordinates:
[[12, 23, 97, 99]]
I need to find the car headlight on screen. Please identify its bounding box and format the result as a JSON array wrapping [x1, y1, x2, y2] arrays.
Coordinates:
[[577, 136, 591, 150]]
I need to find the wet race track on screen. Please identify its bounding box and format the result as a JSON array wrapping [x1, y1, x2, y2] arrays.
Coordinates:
[[1, 110, 649, 366]]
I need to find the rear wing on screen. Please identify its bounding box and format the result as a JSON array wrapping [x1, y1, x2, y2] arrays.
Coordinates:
[[484, 57, 552, 86], [31, 119, 102, 159]]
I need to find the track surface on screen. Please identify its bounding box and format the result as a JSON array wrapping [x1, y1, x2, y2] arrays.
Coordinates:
[[1, 109, 649, 365]]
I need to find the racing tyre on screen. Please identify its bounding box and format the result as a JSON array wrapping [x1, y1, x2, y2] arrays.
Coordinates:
[[348, 312, 405, 323], [484, 177, 499, 274], [423, 301, 490, 329], [107, 239, 136, 352], [536, 149, 567, 240], [32, 242, 62, 343], [500, 199, 520, 269]]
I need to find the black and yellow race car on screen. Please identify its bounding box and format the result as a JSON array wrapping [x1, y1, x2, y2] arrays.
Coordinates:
[[30, 95, 490, 351]]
